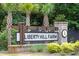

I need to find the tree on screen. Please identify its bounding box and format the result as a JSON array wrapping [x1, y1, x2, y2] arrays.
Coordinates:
[[19, 3, 34, 26], [31, 4, 40, 25], [41, 4, 54, 26], [2, 3, 17, 45], [32, 4, 40, 13]]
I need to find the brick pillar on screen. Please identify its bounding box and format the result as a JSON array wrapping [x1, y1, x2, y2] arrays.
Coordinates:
[[54, 21, 68, 44]]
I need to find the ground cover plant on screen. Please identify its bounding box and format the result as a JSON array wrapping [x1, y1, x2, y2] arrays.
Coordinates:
[[29, 44, 47, 52]]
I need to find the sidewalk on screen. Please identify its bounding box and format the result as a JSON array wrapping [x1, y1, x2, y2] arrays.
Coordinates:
[[0, 51, 78, 56], [0, 51, 61, 56]]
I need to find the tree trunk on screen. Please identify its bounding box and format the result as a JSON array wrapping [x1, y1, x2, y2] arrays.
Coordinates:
[[7, 11, 12, 45], [26, 11, 31, 26], [43, 14, 49, 26]]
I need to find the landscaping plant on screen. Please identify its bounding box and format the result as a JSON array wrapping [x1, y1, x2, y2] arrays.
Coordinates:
[[11, 29, 18, 45], [0, 30, 7, 50], [0, 28, 18, 51], [47, 43, 62, 53], [29, 44, 47, 52], [74, 41, 79, 53], [61, 42, 75, 53]]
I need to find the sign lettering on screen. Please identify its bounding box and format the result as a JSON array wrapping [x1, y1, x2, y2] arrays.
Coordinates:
[[17, 33, 58, 41]]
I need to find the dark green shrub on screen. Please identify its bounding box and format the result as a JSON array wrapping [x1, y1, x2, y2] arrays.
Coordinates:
[[0, 29, 18, 51], [55, 14, 66, 21], [11, 29, 18, 45], [0, 30, 7, 50], [47, 43, 62, 53]]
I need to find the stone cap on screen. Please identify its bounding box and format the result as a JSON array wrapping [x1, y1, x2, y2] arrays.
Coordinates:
[[54, 21, 68, 24]]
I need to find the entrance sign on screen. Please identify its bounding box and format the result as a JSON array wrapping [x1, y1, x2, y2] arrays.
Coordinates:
[[16, 33, 58, 41]]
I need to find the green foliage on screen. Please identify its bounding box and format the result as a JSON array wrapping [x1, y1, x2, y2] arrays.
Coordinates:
[[19, 3, 34, 12], [47, 42, 77, 53], [0, 3, 79, 30], [74, 41, 79, 52], [41, 4, 54, 15], [1, 16, 7, 31], [32, 4, 40, 13], [55, 14, 66, 21], [12, 12, 26, 25], [29, 44, 47, 52], [0, 29, 18, 50], [2, 3, 17, 12], [55, 3, 79, 30], [11, 29, 18, 45], [0, 30, 7, 50], [47, 43, 62, 53], [0, 4, 6, 31], [61, 42, 75, 53]]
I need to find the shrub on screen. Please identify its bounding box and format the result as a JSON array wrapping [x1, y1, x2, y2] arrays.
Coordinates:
[[30, 44, 47, 52], [74, 41, 79, 52], [0, 29, 18, 51], [55, 14, 66, 21], [0, 30, 7, 50], [47, 43, 62, 53], [61, 42, 75, 53], [11, 29, 18, 45]]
